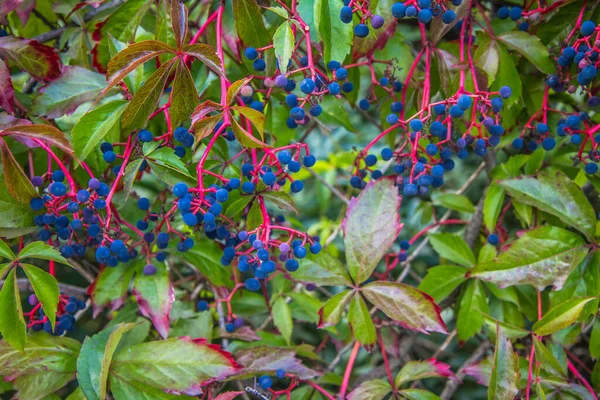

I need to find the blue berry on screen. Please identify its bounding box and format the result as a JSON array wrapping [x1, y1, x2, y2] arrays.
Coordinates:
[[409, 119, 423, 132], [138, 129, 153, 142], [442, 10, 456, 24], [340, 6, 353, 23], [52, 170, 65, 182], [581, 20, 596, 37], [50, 182, 67, 196], [497, 6, 509, 19], [585, 163, 599, 174], [371, 15, 385, 29], [300, 78, 316, 94], [245, 278, 260, 291], [329, 82, 341, 95], [487, 234, 499, 245], [143, 264, 157, 276], [253, 59, 266, 71], [258, 376, 273, 390], [173, 182, 188, 198], [391, 2, 406, 18], [215, 189, 229, 203], [499, 86, 512, 99], [303, 154, 316, 167], [354, 24, 369, 37], [417, 9, 432, 23], [335, 68, 348, 80], [242, 182, 255, 193], [509, 7, 522, 21], [30, 198, 44, 211], [291, 180, 304, 193], [365, 154, 377, 166], [103, 151, 116, 163]]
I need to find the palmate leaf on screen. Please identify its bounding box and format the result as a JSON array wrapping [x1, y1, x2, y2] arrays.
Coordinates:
[[0, 137, 37, 203], [0, 36, 61, 81], [132, 262, 173, 339]]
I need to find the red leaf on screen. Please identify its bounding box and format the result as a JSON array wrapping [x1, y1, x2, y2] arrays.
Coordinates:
[[0, 37, 62, 82], [0, 61, 15, 115], [0, 0, 36, 26], [215, 392, 244, 400], [0, 124, 74, 157]]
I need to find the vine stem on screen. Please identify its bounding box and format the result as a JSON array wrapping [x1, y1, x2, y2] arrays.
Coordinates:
[[568, 360, 598, 399], [339, 341, 361, 398]]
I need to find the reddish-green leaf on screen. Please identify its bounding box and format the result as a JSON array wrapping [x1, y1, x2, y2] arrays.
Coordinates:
[[170, 61, 198, 128], [532, 337, 566, 377], [362, 281, 448, 334], [229, 113, 270, 148], [533, 297, 595, 336], [0, 36, 61, 81], [470, 226, 589, 291], [233, 346, 320, 380], [318, 289, 353, 328], [111, 338, 241, 395], [348, 293, 376, 346], [31, 66, 108, 118], [0, 124, 74, 157], [170, 0, 188, 47], [132, 262, 174, 339], [347, 379, 392, 400], [0, 332, 80, 397], [122, 58, 176, 132], [0, 60, 15, 114], [500, 171, 596, 240], [395, 359, 453, 387], [0, 268, 26, 352], [343, 177, 402, 284], [488, 325, 520, 400], [226, 77, 252, 106], [89, 263, 136, 317], [0, 137, 37, 203], [182, 43, 223, 77], [231, 105, 265, 139], [21, 263, 59, 330]]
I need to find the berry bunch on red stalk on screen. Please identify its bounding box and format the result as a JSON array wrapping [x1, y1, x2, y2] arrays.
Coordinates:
[[0, 0, 598, 399]]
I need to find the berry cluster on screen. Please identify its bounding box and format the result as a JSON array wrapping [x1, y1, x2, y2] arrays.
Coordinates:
[[26, 293, 85, 335]]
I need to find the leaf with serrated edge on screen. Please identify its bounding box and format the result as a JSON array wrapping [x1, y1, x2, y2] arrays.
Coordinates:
[[272, 297, 293, 344], [457, 280, 488, 342], [0, 239, 15, 260], [231, 105, 265, 139], [226, 77, 252, 106], [183, 43, 223, 77], [122, 59, 176, 132], [347, 379, 392, 400], [18, 241, 72, 266], [111, 338, 241, 395], [273, 21, 294, 74], [229, 114, 270, 148], [21, 264, 59, 330], [72, 100, 127, 165], [483, 183, 505, 233], [497, 31, 554, 74], [132, 263, 173, 339], [470, 225, 588, 291], [0, 124, 74, 157], [348, 293, 376, 346], [343, 177, 402, 284], [170, 61, 198, 128], [533, 297, 595, 336], [170, 0, 188, 47], [0, 138, 36, 202], [488, 325, 520, 400], [532, 337, 566, 377], [395, 359, 453, 387], [293, 251, 352, 286], [428, 232, 476, 268], [318, 289, 353, 328], [418, 265, 468, 303], [0, 268, 26, 351], [362, 281, 448, 334]]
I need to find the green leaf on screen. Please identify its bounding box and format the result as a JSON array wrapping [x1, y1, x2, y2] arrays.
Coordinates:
[[262, 191, 298, 214], [273, 21, 294, 74], [72, 100, 127, 165], [292, 251, 352, 286], [89, 262, 136, 317], [418, 265, 468, 303], [532, 337, 566, 378], [348, 293, 376, 346], [318, 289, 353, 328], [0, 176, 35, 229], [428, 232, 476, 268], [395, 359, 453, 387], [133, 263, 173, 339], [474, 37, 500, 84], [77, 323, 136, 400], [0, 333, 80, 397], [21, 263, 59, 330], [483, 183, 505, 233], [232, 0, 271, 48], [347, 379, 392, 400], [272, 297, 293, 344], [432, 193, 475, 213], [480, 313, 529, 339], [470, 225, 589, 291], [314, 0, 353, 63], [344, 178, 402, 284], [18, 241, 72, 266], [0, 239, 14, 260], [533, 297, 595, 336], [224, 195, 252, 218], [398, 389, 443, 400], [122, 158, 145, 200], [430, 0, 471, 45], [500, 171, 596, 240], [170, 62, 198, 128], [490, 42, 522, 109], [457, 280, 489, 342], [246, 200, 264, 230], [0, 268, 25, 352], [66, 387, 86, 400], [362, 282, 447, 334], [0, 138, 36, 203], [122, 58, 176, 132], [180, 236, 233, 288], [488, 325, 520, 400], [109, 375, 197, 400], [31, 66, 108, 119], [497, 31, 555, 74], [111, 338, 240, 395], [148, 160, 196, 186], [591, 319, 600, 360]]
